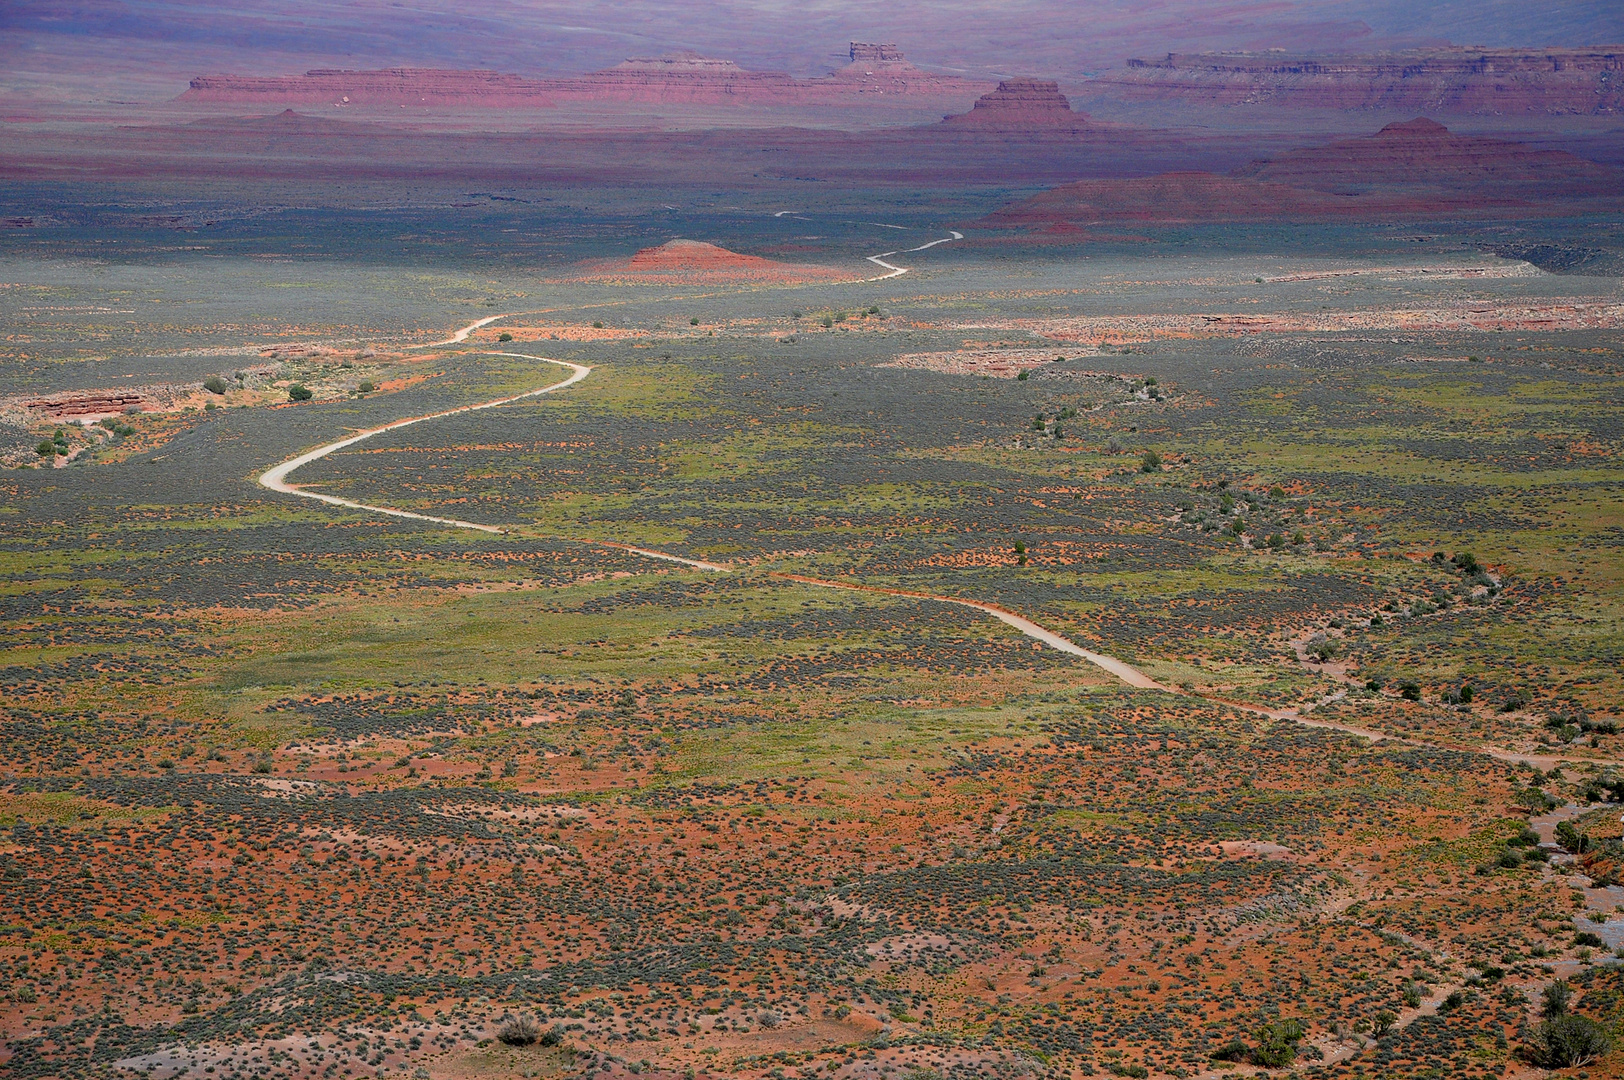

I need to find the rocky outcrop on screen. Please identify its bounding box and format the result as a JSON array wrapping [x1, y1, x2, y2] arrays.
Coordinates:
[[181, 43, 991, 109], [848, 43, 905, 64], [22, 392, 147, 420], [942, 79, 1090, 128], [1086, 47, 1624, 115]]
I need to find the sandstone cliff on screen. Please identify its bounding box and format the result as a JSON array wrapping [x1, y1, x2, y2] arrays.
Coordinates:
[[1085, 47, 1624, 115], [181, 43, 990, 110]]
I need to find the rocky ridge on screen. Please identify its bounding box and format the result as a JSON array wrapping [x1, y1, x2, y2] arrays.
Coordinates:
[[1085, 47, 1624, 115], [180, 43, 991, 109], [981, 118, 1624, 225]]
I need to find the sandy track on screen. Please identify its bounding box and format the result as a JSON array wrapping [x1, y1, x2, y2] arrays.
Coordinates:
[[255, 254, 1577, 770], [258, 352, 586, 536], [865, 230, 964, 280], [772, 572, 1161, 688]]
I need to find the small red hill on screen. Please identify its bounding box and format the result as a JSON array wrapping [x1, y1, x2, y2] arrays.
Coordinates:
[[571, 240, 853, 284]]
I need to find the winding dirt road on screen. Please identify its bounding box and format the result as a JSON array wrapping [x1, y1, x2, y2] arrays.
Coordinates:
[[254, 231, 1577, 769]]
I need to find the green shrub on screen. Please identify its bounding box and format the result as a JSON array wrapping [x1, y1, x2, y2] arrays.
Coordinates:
[[1527, 1014, 1610, 1068], [36, 440, 55, 457], [203, 375, 228, 394], [592, 320, 603, 329], [498, 331, 512, 341], [690, 316, 700, 325], [287, 384, 313, 402], [1141, 451, 1162, 473], [1399, 682, 1421, 701], [497, 1014, 541, 1046], [357, 381, 375, 393], [1251, 1019, 1305, 1067], [1556, 821, 1593, 854], [1016, 370, 1028, 381]]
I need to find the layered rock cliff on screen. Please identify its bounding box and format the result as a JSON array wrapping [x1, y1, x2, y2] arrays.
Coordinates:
[[1085, 47, 1624, 115], [180, 43, 991, 109]]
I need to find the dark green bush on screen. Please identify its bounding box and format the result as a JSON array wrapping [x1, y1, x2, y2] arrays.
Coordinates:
[[1251, 1019, 1305, 1067], [1526, 1014, 1610, 1068], [287, 384, 313, 402], [497, 1014, 542, 1045], [498, 331, 512, 341], [1141, 451, 1162, 472], [203, 375, 228, 394]]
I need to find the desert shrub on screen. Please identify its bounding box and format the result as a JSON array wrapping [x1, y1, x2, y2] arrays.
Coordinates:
[[1526, 1014, 1611, 1068], [1016, 370, 1029, 381], [1575, 931, 1604, 948], [357, 381, 375, 393], [203, 375, 228, 395], [1556, 821, 1594, 854], [1108, 1065, 1148, 1079], [1305, 634, 1339, 662], [1372, 1010, 1396, 1037], [1402, 983, 1424, 1008], [287, 384, 313, 402], [1543, 980, 1572, 1018], [1251, 1019, 1305, 1067], [1141, 451, 1162, 473], [498, 331, 512, 341], [1210, 1038, 1249, 1062], [1399, 682, 1421, 701], [690, 317, 700, 325], [35, 441, 54, 457], [497, 1014, 542, 1046], [592, 320, 603, 329], [821, 316, 833, 327]]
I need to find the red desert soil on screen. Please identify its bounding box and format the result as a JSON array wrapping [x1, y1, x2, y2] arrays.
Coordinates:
[[567, 239, 856, 285]]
